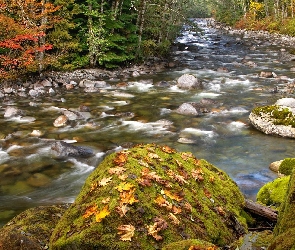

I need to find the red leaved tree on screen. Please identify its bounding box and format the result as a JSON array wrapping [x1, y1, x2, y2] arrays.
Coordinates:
[[0, 0, 59, 79]]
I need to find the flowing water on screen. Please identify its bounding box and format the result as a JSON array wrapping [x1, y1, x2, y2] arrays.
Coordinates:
[[1, 19, 295, 227]]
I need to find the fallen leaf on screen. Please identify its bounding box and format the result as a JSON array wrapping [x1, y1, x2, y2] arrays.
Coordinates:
[[101, 197, 110, 204], [161, 145, 175, 154], [95, 205, 110, 222], [99, 177, 112, 186], [115, 182, 135, 192], [161, 189, 183, 202], [117, 224, 135, 241], [209, 176, 215, 183], [147, 217, 168, 241], [116, 204, 129, 217], [137, 177, 152, 187], [90, 182, 99, 192], [203, 187, 211, 198], [167, 169, 188, 185], [109, 166, 126, 175], [175, 159, 183, 167], [171, 206, 182, 215], [181, 152, 193, 160], [168, 212, 180, 225], [83, 205, 98, 219], [184, 202, 193, 212], [154, 195, 173, 210], [120, 189, 139, 205], [113, 152, 128, 166], [192, 168, 204, 182], [118, 174, 128, 181], [148, 152, 161, 159], [216, 206, 226, 216]]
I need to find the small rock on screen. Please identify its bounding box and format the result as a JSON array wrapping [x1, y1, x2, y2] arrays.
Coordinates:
[[79, 105, 91, 112], [4, 107, 22, 118], [51, 141, 94, 158], [175, 103, 199, 116], [40, 79, 52, 87], [269, 160, 283, 173], [53, 115, 68, 127], [30, 130, 43, 137], [132, 71, 140, 77], [260, 71, 275, 78], [29, 89, 39, 98], [48, 88, 55, 95], [65, 84, 74, 90], [177, 74, 202, 89]]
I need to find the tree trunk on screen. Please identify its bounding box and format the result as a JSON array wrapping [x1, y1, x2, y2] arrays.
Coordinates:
[[136, 0, 147, 57], [244, 199, 278, 221]]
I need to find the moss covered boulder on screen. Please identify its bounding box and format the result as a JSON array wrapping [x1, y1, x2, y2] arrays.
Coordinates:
[[50, 144, 247, 249], [268, 170, 295, 249], [0, 204, 69, 250], [279, 158, 295, 175], [249, 98, 295, 138], [257, 176, 290, 208]]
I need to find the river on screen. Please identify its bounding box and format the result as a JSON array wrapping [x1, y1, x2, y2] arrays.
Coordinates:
[[1, 18, 295, 227]]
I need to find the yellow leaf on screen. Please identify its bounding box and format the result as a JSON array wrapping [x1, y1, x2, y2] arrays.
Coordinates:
[[118, 174, 128, 181], [161, 145, 175, 154], [120, 189, 139, 205], [113, 152, 128, 166], [154, 195, 172, 210], [117, 224, 135, 241], [115, 182, 135, 192], [168, 213, 180, 225], [95, 205, 110, 222], [162, 189, 183, 202], [99, 177, 112, 186]]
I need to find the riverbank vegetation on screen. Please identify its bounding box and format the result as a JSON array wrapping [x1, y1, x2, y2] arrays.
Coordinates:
[[1, 0, 295, 80], [0, 0, 201, 80]]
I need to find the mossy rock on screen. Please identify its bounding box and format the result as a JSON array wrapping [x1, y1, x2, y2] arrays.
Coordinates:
[[249, 104, 295, 138], [50, 144, 247, 249], [268, 170, 295, 249], [279, 158, 295, 175], [257, 176, 290, 208], [162, 239, 219, 250], [0, 204, 69, 250]]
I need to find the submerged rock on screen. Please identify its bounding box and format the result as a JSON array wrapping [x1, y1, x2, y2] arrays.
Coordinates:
[[51, 141, 94, 158], [4, 107, 23, 118], [53, 115, 68, 127], [50, 144, 247, 249], [175, 103, 199, 116]]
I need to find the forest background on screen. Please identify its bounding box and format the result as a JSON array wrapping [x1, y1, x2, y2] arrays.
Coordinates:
[[1, 0, 295, 80]]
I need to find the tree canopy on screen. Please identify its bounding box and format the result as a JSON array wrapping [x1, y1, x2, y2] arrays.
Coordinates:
[[0, 0, 294, 79]]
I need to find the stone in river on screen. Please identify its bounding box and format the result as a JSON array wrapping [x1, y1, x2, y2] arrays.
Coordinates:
[[175, 103, 199, 116], [177, 74, 202, 89], [4, 107, 23, 118], [27, 173, 52, 187], [51, 141, 94, 158], [53, 115, 68, 127]]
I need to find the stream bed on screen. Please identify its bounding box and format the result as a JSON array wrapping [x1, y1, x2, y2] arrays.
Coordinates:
[[1, 19, 295, 227]]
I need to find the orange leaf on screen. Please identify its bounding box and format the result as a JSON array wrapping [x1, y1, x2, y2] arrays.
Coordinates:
[[137, 177, 152, 187], [181, 152, 193, 160], [171, 206, 182, 215], [83, 205, 98, 219], [117, 224, 135, 241], [161, 189, 183, 202], [99, 177, 112, 186], [184, 202, 193, 212], [95, 205, 110, 222], [161, 145, 175, 154], [203, 187, 211, 198], [154, 195, 172, 210], [192, 168, 204, 182], [209, 176, 215, 183], [109, 166, 126, 175], [216, 206, 226, 216], [113, 152, 128, 166], [115, 182, 135, 192], [90, 182, 99, 192]]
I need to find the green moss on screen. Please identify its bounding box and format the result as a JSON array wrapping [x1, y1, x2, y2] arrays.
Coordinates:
[[50, 144, 247, 249], [257, 176, 290, 208], [162, 239, 219, 250], [269, 170, 295, 249], [252, 105, 295, 127], [279, 158, 295, 175]]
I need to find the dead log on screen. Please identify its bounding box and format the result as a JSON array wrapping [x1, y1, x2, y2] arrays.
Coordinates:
[[244, 199, 278, 221]]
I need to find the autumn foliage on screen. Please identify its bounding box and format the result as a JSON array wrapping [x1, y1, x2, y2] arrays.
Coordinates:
[[0, 0, 59, 79]]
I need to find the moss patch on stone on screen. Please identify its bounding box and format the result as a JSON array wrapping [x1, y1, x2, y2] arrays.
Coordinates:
[[0, 204, 69, 250], [252, 105, 295, 127], [162, 239, 219, 250], [50, 144, 247, 250], [279, 158, 295, 175], [268, 170, 295, 250], [257, 176, 290, 208]]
